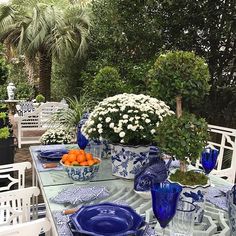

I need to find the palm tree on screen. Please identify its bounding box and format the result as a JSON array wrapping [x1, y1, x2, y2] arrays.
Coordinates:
[[0, 0, 90, 100]]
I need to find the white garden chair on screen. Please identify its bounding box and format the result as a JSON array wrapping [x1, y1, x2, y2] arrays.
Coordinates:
[[0, 162, 31, 192], [196, 125, 236, 183], [0, 186, 51, 235], [0, 218, 51, 236]]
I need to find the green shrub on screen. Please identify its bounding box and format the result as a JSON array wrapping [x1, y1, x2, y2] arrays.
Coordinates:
[[36, 94, 45, 103], [155, 112, 209, 164], [0, 127, 10, 139], [0, 57, 9, 86], [150, 51, 210, 109], [15, 81, 34, 100], [92, 66, 125, 101]]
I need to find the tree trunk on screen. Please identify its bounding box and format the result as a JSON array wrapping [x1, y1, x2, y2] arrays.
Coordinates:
[[39, 48, 52, 101], [180, 161, 187, 172], [176, 95, 182, 118]]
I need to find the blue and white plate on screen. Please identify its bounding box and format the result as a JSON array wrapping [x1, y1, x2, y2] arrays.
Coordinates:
[[38, 149, 68, 162], [70, 203, 144, 236]]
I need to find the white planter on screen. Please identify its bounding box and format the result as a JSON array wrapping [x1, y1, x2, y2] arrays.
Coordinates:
[[173, 180, 210, 224], [111, 144, 150, 180]]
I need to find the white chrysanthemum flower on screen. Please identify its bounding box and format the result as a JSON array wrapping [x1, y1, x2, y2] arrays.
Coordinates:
[[109, 123, 115, 128], [123, 114, 128, 119], [151, 129, 156, 134], [97, 124, 102, 129], [145, 119, 151, 123], [105, 117, 111, 123], [98, 128, 103, 134], [119, 131, 125, 138]]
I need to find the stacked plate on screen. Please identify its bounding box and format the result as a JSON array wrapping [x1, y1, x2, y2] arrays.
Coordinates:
[[68, 203, 145, 235], [37, 149, 68, 162]]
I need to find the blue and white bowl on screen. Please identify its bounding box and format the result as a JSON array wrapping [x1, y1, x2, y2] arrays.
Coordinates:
[[60, 159, 101, 181]]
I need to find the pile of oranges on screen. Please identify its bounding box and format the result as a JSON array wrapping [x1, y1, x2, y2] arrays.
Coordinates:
[[61, 149, 100, 166]]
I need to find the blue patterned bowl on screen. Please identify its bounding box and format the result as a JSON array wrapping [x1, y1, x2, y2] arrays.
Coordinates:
[[60, 160, 101, 181]]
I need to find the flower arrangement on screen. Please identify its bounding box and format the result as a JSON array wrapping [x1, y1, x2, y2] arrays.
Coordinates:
[[40, 127, 74, 145], [82, 93, 174, 145]]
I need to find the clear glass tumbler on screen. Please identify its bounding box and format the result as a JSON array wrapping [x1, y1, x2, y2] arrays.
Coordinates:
[[170, 200, 196, 236]]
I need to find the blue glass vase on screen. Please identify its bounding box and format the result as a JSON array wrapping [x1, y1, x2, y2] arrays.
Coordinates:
[[151, 182, 182, 234], [77, 126, 89, 150], [201, 147, 219, 174]]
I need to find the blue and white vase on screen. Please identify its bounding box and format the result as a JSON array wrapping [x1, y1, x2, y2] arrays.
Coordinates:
[[111, 144, 150, 180], [177, 181, 210, 224]]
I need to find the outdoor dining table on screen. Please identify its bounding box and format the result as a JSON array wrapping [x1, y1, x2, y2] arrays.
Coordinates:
[[29, 144, 233, 236]]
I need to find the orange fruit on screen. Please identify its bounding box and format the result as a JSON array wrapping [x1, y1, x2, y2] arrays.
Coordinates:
[[62, 154, 69, 162], [68, 149, 79, 155], [68, 154, 77, 163], [64, 160, 71, 166], [77, 154, 87, 163], [80, 161, 88, 166], [86, 153, 93, 161], [87, 159, 95, 166], [93, 158, 100, 164], [71, 161, 79, 166]]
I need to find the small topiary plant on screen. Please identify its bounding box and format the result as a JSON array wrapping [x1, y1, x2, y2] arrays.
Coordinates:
[[155, 112, 209, 185], [150, 51, 210, 117], [92, 66, 125, 101], [36, 94, 45, 103]]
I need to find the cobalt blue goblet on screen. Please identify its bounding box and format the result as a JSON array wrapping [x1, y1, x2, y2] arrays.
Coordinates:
[[151, 182, 182, 235], [201, 147, 219, 174], [77, 126, 89, 150]]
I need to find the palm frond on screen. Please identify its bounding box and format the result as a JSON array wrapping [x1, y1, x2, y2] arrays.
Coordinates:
[[49, 93, 95, 130]]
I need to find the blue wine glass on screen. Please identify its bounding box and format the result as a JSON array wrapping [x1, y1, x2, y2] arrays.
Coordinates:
[[151, 182, 182, 235], [77, 126, 89, 150], [201, 147, 219, 174]]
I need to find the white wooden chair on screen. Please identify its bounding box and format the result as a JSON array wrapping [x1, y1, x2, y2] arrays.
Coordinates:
[[0, 187, 51, 235], [15, 102, 68, 148], [196, 125, 236, 183], [0, 186, 40, 225], [0, 162, 31, 192], [0, 218, 51, 236]]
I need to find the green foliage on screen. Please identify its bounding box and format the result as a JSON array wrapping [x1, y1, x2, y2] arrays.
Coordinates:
[[150, 51, 211, 107], [92, 66, 125, 101], [15, 81, 34, 100], [155, 0, 236, 87], [49, 94, 95, 130], [155, 113, 209, 163], [0, 57, 9, 85], [170, 170, 208, 186], [0, 84, 7, 100], [0, 127, 10, 139], [35, 94, 45, 103]]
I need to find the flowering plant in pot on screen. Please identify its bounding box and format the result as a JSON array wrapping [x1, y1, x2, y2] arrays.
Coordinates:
[[82, 93, 174, 179], [155, 112, 209, 223]]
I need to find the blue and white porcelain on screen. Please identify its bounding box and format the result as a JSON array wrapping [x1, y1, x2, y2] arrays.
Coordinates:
[[171, 180, 210, 224], [38, 149, 68, 162], [134, 147, 170, 199], [70, 203, 144, 236], [111, 144, 150, 179], [227, 185, 236, 235], [60, 160, 101, 181]]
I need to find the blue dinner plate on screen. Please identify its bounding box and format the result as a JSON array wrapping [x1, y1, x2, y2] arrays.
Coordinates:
[[70, 203, 144, 236], [38, 149, 68, 162]]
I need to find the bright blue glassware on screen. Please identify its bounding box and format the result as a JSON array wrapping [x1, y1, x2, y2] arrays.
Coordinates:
[[77, 126, 89, 150], [151, 182, 182, 232], [201, 147, 219, 174]]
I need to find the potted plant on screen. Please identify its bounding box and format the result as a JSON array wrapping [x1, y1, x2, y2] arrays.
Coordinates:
[[40, 127, 74, 145], [155, 112, 209, 223], [0, 105, 15, 166], [82, 93, 174, 179], [150, 50, 211, 223]]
